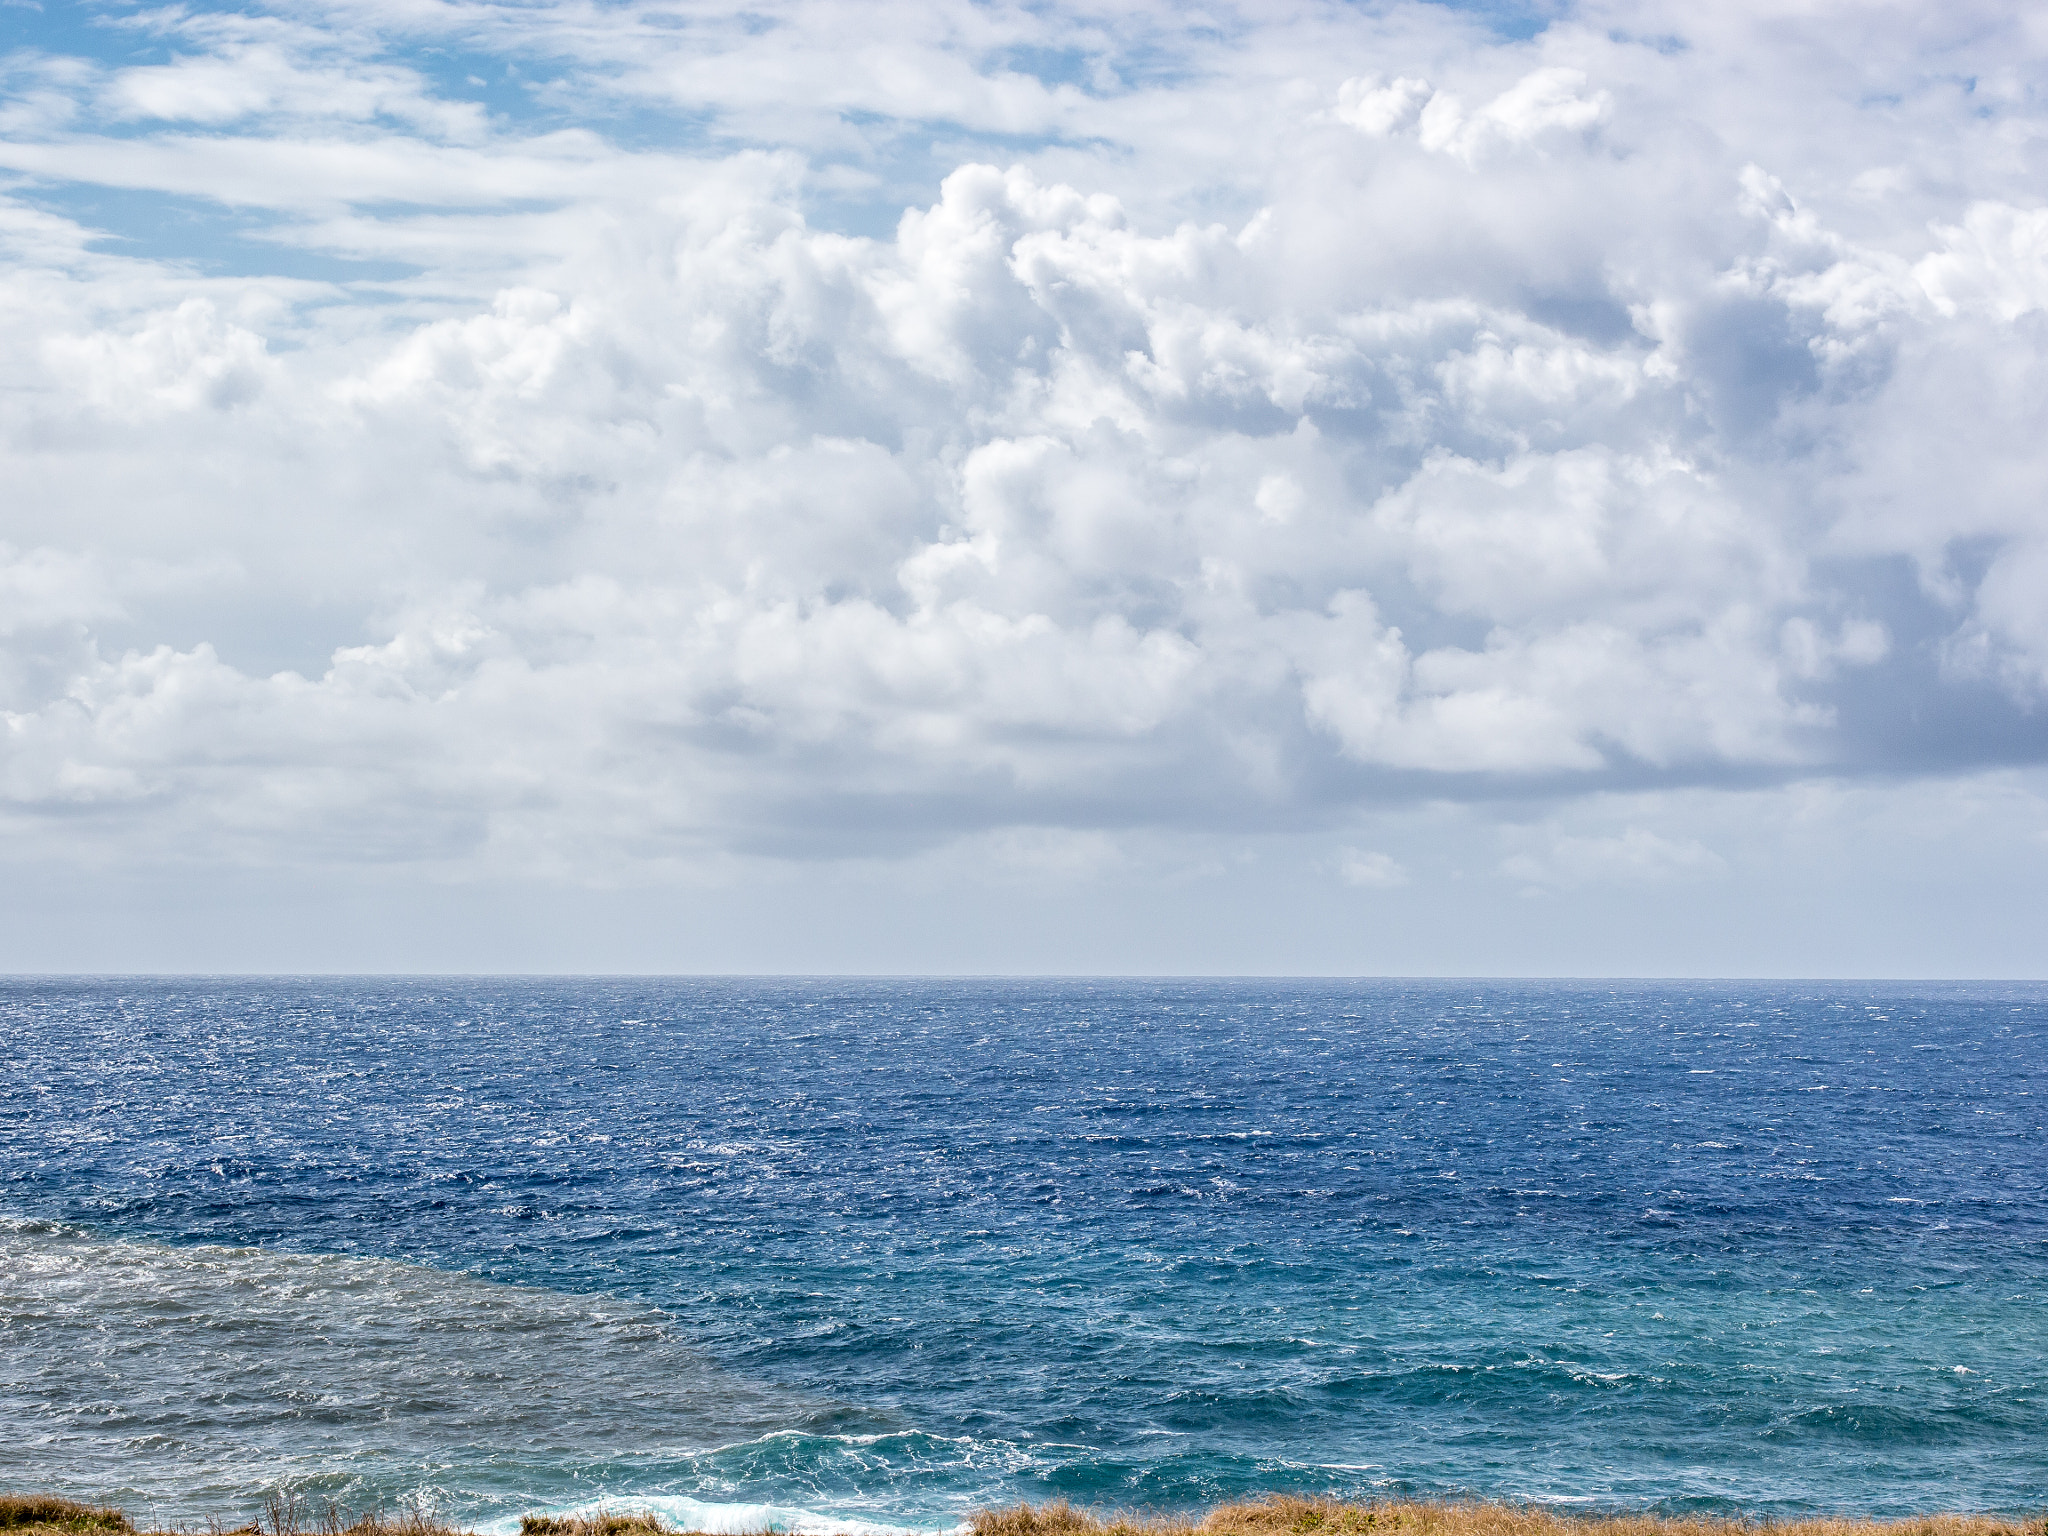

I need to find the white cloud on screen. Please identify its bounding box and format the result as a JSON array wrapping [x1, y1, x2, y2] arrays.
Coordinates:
[[104, 43, 490, 140], [1915, 203, 2048, 322], [44, 297, 278, 413], [0, 0, 2045, 971], [1501, 826, 1728, 891], [1338, 848, 1408, 888], [1334, 76, 1432, 137], [0, 544, 119, 637], [1413, 67, 1612, 165]]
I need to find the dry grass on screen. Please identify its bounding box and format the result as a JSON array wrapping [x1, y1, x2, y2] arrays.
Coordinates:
[[968, 1498, 2048, 1536], [0, 1497, 675, 1536], [0, 1498, 132, 1536], [520, 1517, 668, 1536], [0, 1493, 478, 1536]]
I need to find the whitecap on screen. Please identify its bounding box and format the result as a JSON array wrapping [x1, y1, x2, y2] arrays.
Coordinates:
[[480, 1497, 964, 1536]]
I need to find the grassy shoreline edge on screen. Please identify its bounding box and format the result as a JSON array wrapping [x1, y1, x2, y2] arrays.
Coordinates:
[[8, 1495, 2045, 1536]]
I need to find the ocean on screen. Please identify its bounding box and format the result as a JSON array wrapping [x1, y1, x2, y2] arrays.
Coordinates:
[[2, 978, 2042, 1529]]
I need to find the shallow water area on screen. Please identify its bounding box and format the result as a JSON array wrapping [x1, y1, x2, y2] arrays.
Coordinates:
[[0, 1217, 811, 1519], [2, 978, 2043, 1525]]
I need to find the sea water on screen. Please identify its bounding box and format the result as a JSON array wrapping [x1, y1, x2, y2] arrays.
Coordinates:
[[1, 978, 2042, 1528]]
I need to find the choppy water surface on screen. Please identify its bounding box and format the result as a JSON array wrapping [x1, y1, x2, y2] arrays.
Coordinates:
[[2, 979, 2043, 1525]]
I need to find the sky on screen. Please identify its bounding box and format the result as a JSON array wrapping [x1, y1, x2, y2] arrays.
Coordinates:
[[1, 0, 2046, 975]]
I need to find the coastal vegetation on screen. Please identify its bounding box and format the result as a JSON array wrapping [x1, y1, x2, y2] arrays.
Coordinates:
[[0, 1498, 670, 1536], [1, 1500, 130, 1536], [969, 1501, 2047, 1536], [3, 1496, 2041, 1536]]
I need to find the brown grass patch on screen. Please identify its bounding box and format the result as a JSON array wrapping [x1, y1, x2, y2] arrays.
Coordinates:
[[969, 1498, 2048, 1536], [520, 1516, 669, 1536], [0, 1498, 132, 1536]]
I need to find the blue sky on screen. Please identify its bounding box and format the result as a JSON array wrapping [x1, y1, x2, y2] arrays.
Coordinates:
[[2, 0, 2046, 974]]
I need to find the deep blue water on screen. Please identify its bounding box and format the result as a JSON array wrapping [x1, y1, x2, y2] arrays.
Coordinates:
[[2, 978, 2044, 1527]]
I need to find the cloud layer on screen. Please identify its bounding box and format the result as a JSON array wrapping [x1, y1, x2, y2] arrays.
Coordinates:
[[2, 0, 2047, 962]]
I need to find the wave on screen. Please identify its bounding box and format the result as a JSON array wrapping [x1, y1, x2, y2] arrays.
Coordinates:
[[478, 1496, 964, 1536]]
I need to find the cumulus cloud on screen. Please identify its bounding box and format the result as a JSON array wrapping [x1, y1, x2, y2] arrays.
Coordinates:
[[2, 0, 2047, 919], [1344, 65, 1613, 166]]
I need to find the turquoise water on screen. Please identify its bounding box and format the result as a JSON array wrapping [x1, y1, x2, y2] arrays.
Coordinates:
[[1, 978, 2042, 1527]]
